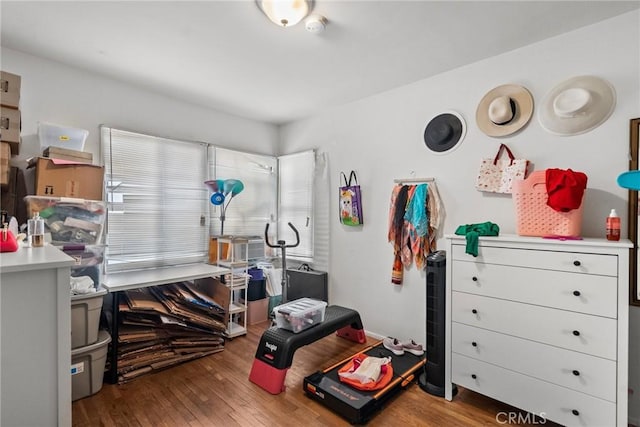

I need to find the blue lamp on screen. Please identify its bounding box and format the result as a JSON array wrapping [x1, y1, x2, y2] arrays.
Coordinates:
[[204, 179, 245, 235]]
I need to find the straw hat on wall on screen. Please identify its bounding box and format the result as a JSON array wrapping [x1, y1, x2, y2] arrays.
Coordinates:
[[476, 84, 534, 137]]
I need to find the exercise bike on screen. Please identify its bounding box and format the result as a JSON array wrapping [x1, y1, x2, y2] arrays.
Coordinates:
[[264, 222, 299, 304]]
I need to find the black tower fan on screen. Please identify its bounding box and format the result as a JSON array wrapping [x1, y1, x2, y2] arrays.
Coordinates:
[[418, 250, 457, 397]]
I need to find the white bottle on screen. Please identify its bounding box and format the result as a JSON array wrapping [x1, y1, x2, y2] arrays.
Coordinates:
[[606, 209, 620, 241]]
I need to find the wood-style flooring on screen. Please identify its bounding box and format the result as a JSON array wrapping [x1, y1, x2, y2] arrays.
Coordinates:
[[72, 321, 560, 426]]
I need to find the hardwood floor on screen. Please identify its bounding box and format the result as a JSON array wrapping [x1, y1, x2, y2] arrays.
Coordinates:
[[72, 322, 558, 426]]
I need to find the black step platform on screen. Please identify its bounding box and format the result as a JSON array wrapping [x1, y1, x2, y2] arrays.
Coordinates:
[[303, 341, 426, 424], [249, 305, 366, 394]]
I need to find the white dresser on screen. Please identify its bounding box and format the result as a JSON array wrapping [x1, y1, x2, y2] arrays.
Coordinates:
[[445, 235, 631, 427]]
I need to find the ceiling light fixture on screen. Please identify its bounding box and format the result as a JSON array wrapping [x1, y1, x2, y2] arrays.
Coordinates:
[[256, 0, 312, 28]]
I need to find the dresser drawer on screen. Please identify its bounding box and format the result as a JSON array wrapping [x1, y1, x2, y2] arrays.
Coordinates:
[[452, 261, 617, 318], [451, 244, 618, 276], [452, 292, 617, 360], [452, 323, 617, 401], [452, 353, 617, 427]]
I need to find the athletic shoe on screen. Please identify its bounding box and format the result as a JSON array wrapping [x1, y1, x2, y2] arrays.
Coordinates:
[[383, 337, 404, 356], [402, 339, 424, 356]]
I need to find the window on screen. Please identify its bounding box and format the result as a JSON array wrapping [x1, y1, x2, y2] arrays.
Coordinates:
[[278, 150, 315, 260], [101, 127, 209, 273], [101, 127, 278, 273], [207, 146, 277, 238]]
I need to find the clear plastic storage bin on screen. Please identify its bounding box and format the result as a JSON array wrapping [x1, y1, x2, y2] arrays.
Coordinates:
[[65, 244, 104, 289], [24, 196, 106, 245], [38, 122, 88, 152], [273, 298, 327, 333]]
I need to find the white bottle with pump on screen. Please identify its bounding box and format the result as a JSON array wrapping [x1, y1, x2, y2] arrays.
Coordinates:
[[606, 209, 620, 241]]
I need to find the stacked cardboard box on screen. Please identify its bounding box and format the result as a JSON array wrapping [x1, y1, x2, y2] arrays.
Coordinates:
[[0, 142, 9, 186], [43, 146, 93, 164], [0, 71, 20, 187], [36, 122, 100, 200], [0, 71, 21, 156], [27, 157, 104, 200]]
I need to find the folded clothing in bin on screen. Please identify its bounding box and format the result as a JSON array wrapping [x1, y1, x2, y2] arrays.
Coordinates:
[[64, 244, 104, 289], [24, 196, 106, 245]]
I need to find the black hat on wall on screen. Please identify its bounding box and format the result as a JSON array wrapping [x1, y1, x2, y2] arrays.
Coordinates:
[[424, 111, 466, 154]]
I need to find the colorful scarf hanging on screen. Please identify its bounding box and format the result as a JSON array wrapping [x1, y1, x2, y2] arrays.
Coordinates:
[[387, 180, 440, 284]]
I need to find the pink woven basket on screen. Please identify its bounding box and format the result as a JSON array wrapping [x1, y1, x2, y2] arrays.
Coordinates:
[[512, 170, 583, 237]]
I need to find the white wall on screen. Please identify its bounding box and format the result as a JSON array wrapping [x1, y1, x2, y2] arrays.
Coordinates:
[[280, 10, 640, 423], [1, 48, 279, 170]]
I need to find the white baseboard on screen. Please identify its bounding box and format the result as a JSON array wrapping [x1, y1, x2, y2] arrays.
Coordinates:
[[364, 330, 385, 340]]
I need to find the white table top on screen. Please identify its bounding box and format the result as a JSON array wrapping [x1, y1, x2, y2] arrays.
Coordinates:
[[102, 263, 229, 292], [0, 244, 75, 274]]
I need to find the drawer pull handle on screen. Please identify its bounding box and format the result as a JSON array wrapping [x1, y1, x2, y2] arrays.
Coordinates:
[[572, 330, 580, 336], [471, 374, 477, 379], [573, 260, 581, 266], [471, 342, 477, 347], [573, 290, 581, 297], [472, 309, 478, 314], [572, 370, 580, 376], [572, 409, 580, 416], [472, 276, 478, 282]]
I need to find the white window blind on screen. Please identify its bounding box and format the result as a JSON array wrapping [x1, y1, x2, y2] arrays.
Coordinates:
[[101, 127, 209, 273], [207, 146, 277, 238], [278, 150, 315, 260]]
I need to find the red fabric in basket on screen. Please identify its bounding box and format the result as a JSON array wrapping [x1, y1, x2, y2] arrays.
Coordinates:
[[545, 169, 587, 212]]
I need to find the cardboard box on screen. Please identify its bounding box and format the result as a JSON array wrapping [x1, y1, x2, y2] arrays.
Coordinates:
[[43, 146, 93, 164], [0, 71, 20, 109], [33, 157, 104, 200], [0, 142, 9, 185], [0, 107, 20, 154], [247, 298, 269, 325]]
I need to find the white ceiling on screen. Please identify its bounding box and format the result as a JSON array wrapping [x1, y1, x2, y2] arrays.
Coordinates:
[[2, 1, 638, 125]]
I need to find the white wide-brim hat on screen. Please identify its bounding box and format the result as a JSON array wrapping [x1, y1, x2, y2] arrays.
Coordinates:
[[538, 75, 616, 136], [476, 84, 534, 137]]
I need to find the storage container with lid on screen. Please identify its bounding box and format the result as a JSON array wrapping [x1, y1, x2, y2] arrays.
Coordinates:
[[71, 330, 111, 401], [273, 298, 327, 333], [24, 196, 106, 245], [38, 122, 88, 152], [71, 287, 107, 349]]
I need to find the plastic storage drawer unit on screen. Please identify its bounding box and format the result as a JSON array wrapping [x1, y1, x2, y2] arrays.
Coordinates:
[[71, 330, 111, 401], [273, 298, 327, 333], [71, 287, 107, 349]]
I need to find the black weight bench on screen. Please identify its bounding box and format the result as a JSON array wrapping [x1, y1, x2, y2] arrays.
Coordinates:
[[249, 305, 366, 394]]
